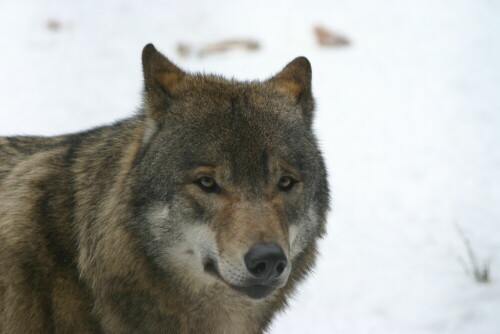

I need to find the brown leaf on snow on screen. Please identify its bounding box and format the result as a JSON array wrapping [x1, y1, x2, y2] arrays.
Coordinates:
[[177, 39, 260, 58], [45, 19, 74, 32], [313, 25, 350, 47], [198, 39, 259, 57], [46, 19, 62, 31]]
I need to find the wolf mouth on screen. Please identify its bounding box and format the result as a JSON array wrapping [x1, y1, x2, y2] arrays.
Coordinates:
[[203, 259, 278, 299], [203, 259, 221, 278]]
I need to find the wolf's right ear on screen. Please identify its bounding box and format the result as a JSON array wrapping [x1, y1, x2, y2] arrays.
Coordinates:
[[268, 57, 315, 126], [142, 43, 185, 121]]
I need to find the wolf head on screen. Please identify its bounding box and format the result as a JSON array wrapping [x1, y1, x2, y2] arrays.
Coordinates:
[[130, 44, 329, 300]]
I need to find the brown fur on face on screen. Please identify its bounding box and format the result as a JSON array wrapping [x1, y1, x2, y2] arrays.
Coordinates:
[[183, 160, 295, 254], [0, 44, 330, 333]]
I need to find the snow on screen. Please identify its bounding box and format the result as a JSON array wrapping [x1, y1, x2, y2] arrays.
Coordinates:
[[1, 0, 499, 333]]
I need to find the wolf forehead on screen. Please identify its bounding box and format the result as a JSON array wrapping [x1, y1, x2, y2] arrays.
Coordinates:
[[139, 44, 320, 180], [164, 77, 304, 127], [170, 83, 303, 133], [163, 82, 311, 149], [145, 84, 318, 175]]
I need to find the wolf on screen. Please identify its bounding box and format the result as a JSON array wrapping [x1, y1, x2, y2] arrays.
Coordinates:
[[0, 44, 330, 333]]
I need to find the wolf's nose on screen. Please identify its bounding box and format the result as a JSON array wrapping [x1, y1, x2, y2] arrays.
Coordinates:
[[244, 243, 288, 281]]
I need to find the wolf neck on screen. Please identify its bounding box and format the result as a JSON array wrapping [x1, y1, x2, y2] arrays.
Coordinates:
[[63, 115, 279, 333]]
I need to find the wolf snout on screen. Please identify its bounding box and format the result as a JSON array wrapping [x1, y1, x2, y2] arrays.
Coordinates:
[[244, 243, 288, 282]]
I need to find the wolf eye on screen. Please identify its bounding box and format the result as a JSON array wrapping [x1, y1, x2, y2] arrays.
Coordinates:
[[195, 176, 219, 193], [278, 176, 297, 192]]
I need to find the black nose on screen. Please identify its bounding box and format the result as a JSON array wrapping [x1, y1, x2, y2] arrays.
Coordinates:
[[244, 243, 288, 282]]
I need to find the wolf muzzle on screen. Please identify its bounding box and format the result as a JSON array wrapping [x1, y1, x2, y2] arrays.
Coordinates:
[[204, 242, 289, 299]]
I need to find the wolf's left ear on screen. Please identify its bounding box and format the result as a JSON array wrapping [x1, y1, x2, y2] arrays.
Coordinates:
[[269, 57, 315, 124], [142, 43, 185, 121]]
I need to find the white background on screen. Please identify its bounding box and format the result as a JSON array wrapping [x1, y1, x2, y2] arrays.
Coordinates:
[[1, 1, 499, 333]]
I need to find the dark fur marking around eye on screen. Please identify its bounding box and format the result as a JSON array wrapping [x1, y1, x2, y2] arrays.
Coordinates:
[[278, 176, 297, 192], [194, 176, 220, 193]]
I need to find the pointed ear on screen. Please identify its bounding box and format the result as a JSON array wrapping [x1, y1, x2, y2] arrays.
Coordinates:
[[142, 43, 185, 121], [269, 57, 315, 124]]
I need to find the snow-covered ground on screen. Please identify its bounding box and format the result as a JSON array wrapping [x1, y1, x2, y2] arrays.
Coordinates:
[[1, 0, 499, 333]]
